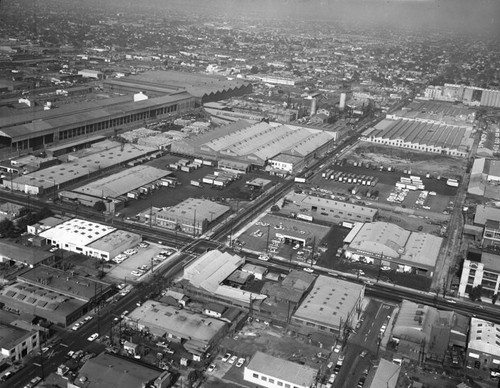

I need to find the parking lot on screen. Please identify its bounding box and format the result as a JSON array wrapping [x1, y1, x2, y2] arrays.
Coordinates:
[[118, 155, 283, 218], [104, 242, 177, 282]]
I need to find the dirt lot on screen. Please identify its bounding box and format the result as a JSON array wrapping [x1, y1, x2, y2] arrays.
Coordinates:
[[347, 142, 467, 178]]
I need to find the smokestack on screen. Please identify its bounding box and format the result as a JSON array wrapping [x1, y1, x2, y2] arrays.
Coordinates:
[[310, 98, 317, 116]]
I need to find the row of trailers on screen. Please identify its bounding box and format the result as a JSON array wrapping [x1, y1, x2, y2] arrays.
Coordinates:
[[126, 176, 178, 199], [322, 169, 379, 187], [191, 170, 241, 189]]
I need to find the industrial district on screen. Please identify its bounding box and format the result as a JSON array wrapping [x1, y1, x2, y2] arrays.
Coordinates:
[[0, 1, 499, 388]]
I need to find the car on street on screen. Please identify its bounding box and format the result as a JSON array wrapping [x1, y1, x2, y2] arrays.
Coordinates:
[[71, 322, 81, 331], [23, 376, 42, 388], [236, 358, 245, 368], [257, 254, 269, 261], [228, 355, 237, 364], [360, 350, 368, 358], [333, 344, 341, 353], [66, 350, 75, 359], [49, 247, 58, 253], [1, 371, 14, 382], [222, 353, 231, 362], [303, 267, 314, 273], [207, 364, 216, 373], [87, 333, 99, 342], [84, 316, 93, 322], [327, 361, 334, 369], [123, 249, 137, 256], [121, 310, 129, 318], [131, 270, 143, 277]]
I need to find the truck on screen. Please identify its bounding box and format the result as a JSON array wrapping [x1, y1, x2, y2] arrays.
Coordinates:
[[297, 214, 313, 222], [294, 177, 306, 183], [342, 221, 354, 229], [371, 177, 379, 187], [395, 182, 406, 189], [190, 180, 201, 187], [446, 179, 459, 187]]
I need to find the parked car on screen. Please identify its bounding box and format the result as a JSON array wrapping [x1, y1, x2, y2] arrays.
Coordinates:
[[303, 267, 314, 273], [207, 364, 216, 373], [228, 355, 237, 364], [236, 358, 245, 368], [222, 353, 231, 362]]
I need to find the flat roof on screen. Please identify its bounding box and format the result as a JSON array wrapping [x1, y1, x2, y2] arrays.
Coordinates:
[[370, 359, 400, 388], [18, 264, 111, 302], [480, 252, 500, 272], [474, 205, 500, 225], [259, 213, 331, 243], [40, 218, 115, 248], [469, 318, 500, 358], [73, 165, 171, 198], [0, 323, 32, 350], [12, 141, 156, 189], [293, 275, 364, 329], [127, 300, 226, 342], [45, 135, 106, 152], [77, 352, 162, 388], [0, 240, 53, 266], [160, 198, 230, 222], [246, 351, 317, 387], [400, 233, 442, 269], [87, 229, 142, 252]]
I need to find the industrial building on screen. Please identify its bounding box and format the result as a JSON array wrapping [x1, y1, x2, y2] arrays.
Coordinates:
[[0, 240, 55, 268], [391, 300, 468, 364], [424, 84, 500, 108], [283, 192, 378, 224], [467, 318, 500, 369], [363, 118, 473, 157], [6, 140, 157, 196], [103, 70, 252, 104], [39, 218, 141, 261], [60, 165, 173, 211], [468, 158, 500, 200], [171, 119, 337, 171], [177, 250, 267, 309], [0, 265, 112, 327], [125, 300, 227, 358], [71, 352, 170, 388], [458, 253, 500, 301], [0, 91, 196, 153], [151, 198, 231, 236], [387, 100, 475, 125], [344, 222, 443, 277], [243, 351, 318, 388], [368, 359, 400, 388], [0, 323, 39, 363], [290, 275, 364, 337]]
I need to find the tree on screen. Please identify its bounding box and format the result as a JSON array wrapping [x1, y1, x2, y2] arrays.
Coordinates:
[[492, 293, 498, 305], [469, 285, 482, 302], [93, 201, 107, 213], [0, 219, 15, 237]]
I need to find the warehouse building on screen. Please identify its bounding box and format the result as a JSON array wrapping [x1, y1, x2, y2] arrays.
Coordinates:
[[171, 119, 337, 170], [152, 198, 230, 236], [0, 92, 196, 153], [126, 300, 227, 358], [424, 84, 500, 108], [39, 218, 141, 261], [177, 250, 267, 309], [344, 222, 442, 277], [387, 100, 475, 125], [243, 351, 317, 388], [391, 300, 468, 364], [363, 118, 473, 157], [104, 70, 252, 104], [0, 265, 112, 327], [283, 192, 378, 224], [290, 275, 364, 338], [6, 140, 156, 196], [0, 241, 55, 268], [60, 165, 173, 212]]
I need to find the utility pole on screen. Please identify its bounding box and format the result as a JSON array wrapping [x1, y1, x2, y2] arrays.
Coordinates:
[[193, 209, 197, 238], [265, 224, 271, 254]]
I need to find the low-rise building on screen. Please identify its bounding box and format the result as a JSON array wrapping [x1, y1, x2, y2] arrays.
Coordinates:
[[125, 300, 227, 358], [244, 351, 317, 388], [0, 240, 55, 268], [344, 222, 442, 277], [39, 218, 141, 260], [290, 275, 364, 338], [467, 318, 500, 369], [69, 352, 169, 388], [152, 198, 230, 236], [0, 323, 39, 363]]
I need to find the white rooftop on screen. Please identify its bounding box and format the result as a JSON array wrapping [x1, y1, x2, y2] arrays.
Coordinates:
[[469, 318, 500, 358], [39, 218, 115, 247]]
